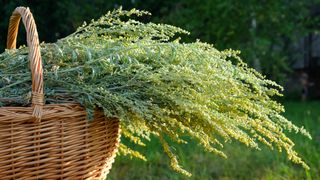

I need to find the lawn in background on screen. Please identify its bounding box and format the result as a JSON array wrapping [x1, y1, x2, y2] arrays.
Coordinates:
[[108, 101, 320, 180]]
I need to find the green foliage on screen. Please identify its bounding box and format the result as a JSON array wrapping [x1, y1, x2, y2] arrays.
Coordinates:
[[0, 8, 311, 176], [1, 1, 318, 82], [135, 0, 319, 82], [0, 0, 129, 51]]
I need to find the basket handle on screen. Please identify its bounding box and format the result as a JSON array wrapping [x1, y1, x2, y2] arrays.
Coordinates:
[[6, 7, 44, 122]]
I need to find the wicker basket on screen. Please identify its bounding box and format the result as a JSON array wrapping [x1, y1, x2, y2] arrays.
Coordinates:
[[0, 7, 120, 179]]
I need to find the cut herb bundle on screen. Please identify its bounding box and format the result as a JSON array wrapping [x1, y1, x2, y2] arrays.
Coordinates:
[[0, 8, 311, 176]]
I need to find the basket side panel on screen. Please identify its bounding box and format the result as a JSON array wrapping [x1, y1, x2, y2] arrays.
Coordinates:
[[0, 104, 120, 179], [87, 111, 120, 180]]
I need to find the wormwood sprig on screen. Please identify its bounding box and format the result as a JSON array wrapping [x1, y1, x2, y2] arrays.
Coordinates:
[[0, 8, 311, 176]]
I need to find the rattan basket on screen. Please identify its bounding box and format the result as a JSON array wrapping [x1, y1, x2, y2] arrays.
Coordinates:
[[0, 7, 120, 179]]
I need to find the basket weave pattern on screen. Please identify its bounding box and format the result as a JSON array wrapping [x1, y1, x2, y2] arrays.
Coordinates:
[[0, 7, 120, 179]]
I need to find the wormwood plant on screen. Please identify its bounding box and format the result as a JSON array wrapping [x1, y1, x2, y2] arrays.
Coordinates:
[[0, 8, 311, 176]]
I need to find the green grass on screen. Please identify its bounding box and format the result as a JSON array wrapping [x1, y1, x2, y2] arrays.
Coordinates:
[[108, 101, 320, 179]]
